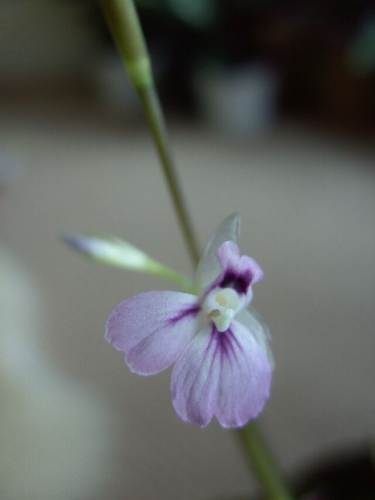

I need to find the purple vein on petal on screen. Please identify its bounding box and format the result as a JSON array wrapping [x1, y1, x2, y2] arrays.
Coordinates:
[[226, 328, 245, 357], [185, 329, 219, 425], [178, 328, 216, 395], [171, 325, 222, 427], [167, 305, 201, 325], [106, 291, 200, 376], [217, 330, 233, 369]]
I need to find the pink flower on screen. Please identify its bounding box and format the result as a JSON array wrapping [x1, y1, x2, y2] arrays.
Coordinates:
[[105, 215, 273, 428]]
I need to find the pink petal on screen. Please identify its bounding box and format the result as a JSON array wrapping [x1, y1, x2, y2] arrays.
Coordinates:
[[216, 240, 241, 271], [217, 241, 264, 286], [215, 319, 272, 428], [236, 307, 274, 368], [215, 242, 264, 303], [171, 320, 272, 428], [105, 291, 200, 376], [171, 326, 221, 427], [195, 214, 241, 289], [239, 255, 264, 285]]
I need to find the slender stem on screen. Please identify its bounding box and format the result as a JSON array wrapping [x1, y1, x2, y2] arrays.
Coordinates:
[[100, 1, 294, 499], [152, 263, 199, 295], [100, 0, 200, 266], [136, 86, 200, 266], [238, 423, 294, 500]]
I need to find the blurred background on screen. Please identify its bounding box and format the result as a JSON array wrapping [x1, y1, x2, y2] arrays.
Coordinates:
[[0, 0, 374, 499]]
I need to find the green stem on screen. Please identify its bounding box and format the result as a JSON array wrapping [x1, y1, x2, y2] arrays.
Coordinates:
[[136, 85, 200, 266], [238, 423, 294, 500], [100, 1, 294, 499], [152, 263, 199, 295], [100, 0, 200, 267]]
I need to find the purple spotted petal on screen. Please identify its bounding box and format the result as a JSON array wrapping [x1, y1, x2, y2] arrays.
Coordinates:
[[171, 326, 221, 427], [215, 320, 272, 428], [196, 214, 241, 289], [105, 291, 200, 376]]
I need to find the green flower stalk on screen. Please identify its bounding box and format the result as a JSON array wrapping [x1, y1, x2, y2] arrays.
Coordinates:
[[100, 0, 151, 90], [100, 0, 200, 267], [99, 1, 294, 498]]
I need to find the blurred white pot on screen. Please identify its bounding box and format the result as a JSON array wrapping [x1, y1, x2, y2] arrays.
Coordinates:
[[195, 63, 281, 139]]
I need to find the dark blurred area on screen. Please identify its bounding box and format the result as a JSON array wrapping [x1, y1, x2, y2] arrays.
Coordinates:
[[1, 0, 374, 137]]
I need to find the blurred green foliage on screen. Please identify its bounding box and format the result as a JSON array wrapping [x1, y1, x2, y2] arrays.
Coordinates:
[[135, 0, 217, 28], [348, 16, 375, 74]]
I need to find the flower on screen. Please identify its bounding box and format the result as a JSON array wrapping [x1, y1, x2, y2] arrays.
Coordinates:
[[105, 214, 273, 428]]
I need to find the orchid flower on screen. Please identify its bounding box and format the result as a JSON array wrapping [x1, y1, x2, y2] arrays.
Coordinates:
[[105, 214, 273, 428]]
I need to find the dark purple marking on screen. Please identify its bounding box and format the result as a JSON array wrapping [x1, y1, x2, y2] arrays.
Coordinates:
[[207, 328, 220, 371], [219, 270, 252, 294], [209, 326, 239, 369], [167, 305, 200, 325], [226, 329, 244, 356], [225, 329, 242, 364], [218, 332, 232, 368], [219, 270, 236, 288]]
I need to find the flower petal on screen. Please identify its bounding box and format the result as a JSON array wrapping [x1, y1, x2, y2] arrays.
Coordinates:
[[215, 320, 272, 428], [171, 326, 221, 427], [216, 240, 241, 272], [236, 307, 274, 368], [171, 318, 272, 428], [196, 213, 241, 289], [239, 256, 264, 285], [212, 242, 263, 310], [105, 291, 200, 376], [217, 241, 264, 287]]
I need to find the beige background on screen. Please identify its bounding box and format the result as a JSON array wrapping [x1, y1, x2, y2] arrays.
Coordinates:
[[1, 95, 374, 499]]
